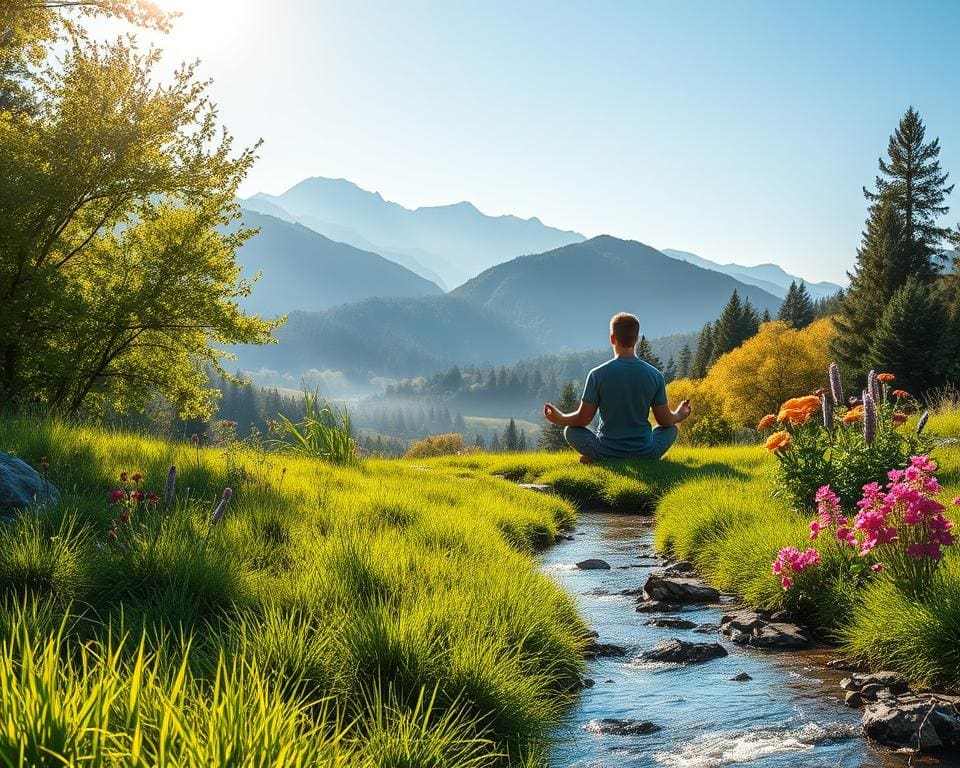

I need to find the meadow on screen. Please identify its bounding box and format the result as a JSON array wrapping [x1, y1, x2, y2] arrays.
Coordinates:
[[0, 415, 584, 767]]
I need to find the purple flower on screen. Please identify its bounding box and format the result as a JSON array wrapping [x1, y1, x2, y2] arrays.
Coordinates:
[[822, 394, 833, 430], [164, 465, 176, 505], [210, 487, 233, 526], [863, 393, 876, 444], [867, 369, 880, 403], [829, 362, 842, 405], [916, 411, 929, 435]]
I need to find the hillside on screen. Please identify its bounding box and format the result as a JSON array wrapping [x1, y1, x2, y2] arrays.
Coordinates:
[[661, 248, 844, 300], [232, 297, 540, 382], [245, 177, 585, 288], [235, 210, 442, 316], [451, 235, 782, 348]]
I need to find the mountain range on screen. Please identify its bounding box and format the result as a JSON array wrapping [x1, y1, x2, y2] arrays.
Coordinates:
[[243, 177, 584, 289], [660, 249, 843, 300]]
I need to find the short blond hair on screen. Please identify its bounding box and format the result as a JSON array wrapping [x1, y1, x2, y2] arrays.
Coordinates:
[[610, 312, 640, 347]]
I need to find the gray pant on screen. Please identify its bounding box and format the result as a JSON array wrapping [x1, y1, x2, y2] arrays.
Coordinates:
[[563, 425, 678, 460]]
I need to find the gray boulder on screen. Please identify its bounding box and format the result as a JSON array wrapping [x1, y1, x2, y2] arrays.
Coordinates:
[[0, 453, 59, 514], [645, 616, 697, 630], [862, 695, 960, 751], [841, 671, 910, 696], [641, 638, 728, 664], [583, 718, 661, 736], [644, 573, 720, 603], [719, 610, 811, 649], [576, 558, 611, 570]]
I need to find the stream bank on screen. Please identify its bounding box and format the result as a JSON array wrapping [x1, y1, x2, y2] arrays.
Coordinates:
[[544, 511, 960, 768]]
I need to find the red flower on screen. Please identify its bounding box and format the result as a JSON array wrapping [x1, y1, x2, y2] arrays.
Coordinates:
[[119, 512, 129, 523], [147, 493, 159, 504], [109, 489, 126, 503], [132, 490, 144, 502]]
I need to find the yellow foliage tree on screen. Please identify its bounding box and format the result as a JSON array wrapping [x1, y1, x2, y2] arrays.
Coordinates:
[[665, 377, 731, 445], [702, 319, 835, 428]]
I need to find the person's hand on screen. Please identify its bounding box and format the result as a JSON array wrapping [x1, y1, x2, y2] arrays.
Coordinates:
[[543, 403, 560, 424], [677, 399, 692, 422]]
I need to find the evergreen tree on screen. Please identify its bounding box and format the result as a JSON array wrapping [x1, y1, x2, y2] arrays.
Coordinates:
[[676, 344, 692, 379], [712, 290, 758, 359], [813, 290, 845, 319], [518, 430, 527, 452], [474, 433, 485, 449], [691, 323, 714, 378], [869, 278, 950, 395], [832, 200, 908, 376], [538, 380, 578, 451], [663, 356, 677, 383], [490, 432, 501, 452], [864, 106, 953, 279], [761, 308, 772, 323], [778, 281, 815, 329], [502, 418, 519, 451], [636, 335, 663, 370]]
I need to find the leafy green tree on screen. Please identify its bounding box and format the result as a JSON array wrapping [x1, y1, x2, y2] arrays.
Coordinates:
[[676, 344, 692, 379], [712, 290, 759, 359], [864, 106, 953, 279], [0, 13, 277, 416], [636, 335, 663, 370], [538, 380, 578, 451], [869, 278, 950, 395], [778, 281, 815, 329], [691, 323, 714, 378]]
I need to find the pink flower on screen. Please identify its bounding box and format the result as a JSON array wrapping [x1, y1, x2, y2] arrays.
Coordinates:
[[871, 563, 884, 572], [109, 489, 126, 503], [809, 520, 822, 539]]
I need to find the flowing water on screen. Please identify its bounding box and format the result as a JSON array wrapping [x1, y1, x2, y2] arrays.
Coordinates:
[[544, 512, 960, 768]]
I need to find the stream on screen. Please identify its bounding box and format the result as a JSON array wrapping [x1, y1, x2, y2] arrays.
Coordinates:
[[544, 511, 960, 768]]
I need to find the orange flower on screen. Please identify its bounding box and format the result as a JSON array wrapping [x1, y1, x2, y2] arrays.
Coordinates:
[[892, 389, 910, 399], [765, 431, 793, 452], [877, 373, 895, 383], [756, 414, 777, 430], [778, 408, 812, 427], [779, 395, 821, 414], [892, 412, 908, 427], [842, 406, 863, 424]]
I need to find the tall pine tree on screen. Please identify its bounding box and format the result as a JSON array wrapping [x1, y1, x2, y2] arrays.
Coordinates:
[[676, 344, 692, 379], [778, 281, 815, 329], [663, 356, 677, 383], [636, 335, 663, 370], [691, 323, 714, 378], [538, 380, 579, 451], [712, 290, 759, 360]]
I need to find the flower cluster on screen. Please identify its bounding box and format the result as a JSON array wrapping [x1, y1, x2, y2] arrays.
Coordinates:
[[808, 485, 847, 540], [772, 546, 821, 590], [106, 471, 159, 547]]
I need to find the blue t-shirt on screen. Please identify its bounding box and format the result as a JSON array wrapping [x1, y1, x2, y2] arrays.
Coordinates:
[[581, 356, 668, 454]]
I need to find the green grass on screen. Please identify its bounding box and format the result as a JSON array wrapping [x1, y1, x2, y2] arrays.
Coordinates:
[[0, 414, 584, 767]]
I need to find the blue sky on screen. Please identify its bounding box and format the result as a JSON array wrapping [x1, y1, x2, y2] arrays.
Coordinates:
[[106, 0, 959, 283]]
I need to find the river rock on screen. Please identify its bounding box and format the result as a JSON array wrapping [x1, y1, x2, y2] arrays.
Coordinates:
[[719, 610, 811, 649], [577, 558, 611, 570], [635, 599, 671, 613], [643, 573, 720, 603], [645, 616, 697, 630], [845, 690, 863, 708], [730, 672, 752, 681], [693, 623, 721, 634], [662, 560, 696, 577], [862, 695, 960, 751], [518, 483, 554, 494], [641, 638, 728, 664], [583, 718, 662, 736], [840, 671, 910, 696], [827, 657, 868, 672], [584, 640, 627, 659], [0, 453, 60, 514]]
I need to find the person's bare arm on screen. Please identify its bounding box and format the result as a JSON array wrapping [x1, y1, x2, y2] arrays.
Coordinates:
[[543, 400, 598, 428], [652, 399, 692, 427]]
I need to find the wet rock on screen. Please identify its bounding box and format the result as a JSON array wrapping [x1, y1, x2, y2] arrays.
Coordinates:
[[862, 695, 960, 751], [719, 610, 811, 649], [518, 483, 554, 494], [635, 599, 671, 613], [643, 573, 720, 603], [554, 533, 575, 542], [583, 718, 662, 736], [693, 623, 721, 634], [845, 690, 863, 708], [0, 453, 59, 514], [730, 672, 752, 681], [584, 641, 627, 659], [769, 610, 791, 622], [577, 558, 611, 570], [641, 638, 728, 664], [662, 560, 696, 577], [620, 587, 645, 597], [582, 678, 595, 688], [840, 671, 910, 696], [827, 657, 868, 672], [645, 616, 697, 630]]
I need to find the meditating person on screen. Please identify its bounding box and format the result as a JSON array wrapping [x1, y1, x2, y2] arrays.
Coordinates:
[[543, 312, 691, 463]]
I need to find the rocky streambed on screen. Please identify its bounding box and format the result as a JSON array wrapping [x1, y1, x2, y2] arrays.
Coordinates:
[[544, 511, 960, 768]]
